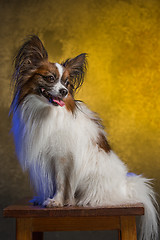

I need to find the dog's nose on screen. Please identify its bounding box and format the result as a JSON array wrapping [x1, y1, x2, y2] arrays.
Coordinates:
[[59, 88, 68, 97]]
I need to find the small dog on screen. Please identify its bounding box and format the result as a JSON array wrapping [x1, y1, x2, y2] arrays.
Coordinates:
[[10, 35, 158, 240]]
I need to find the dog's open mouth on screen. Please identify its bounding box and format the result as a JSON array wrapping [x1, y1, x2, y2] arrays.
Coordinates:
[[40, 88, 65, 107], [52, 97, 65, 107]]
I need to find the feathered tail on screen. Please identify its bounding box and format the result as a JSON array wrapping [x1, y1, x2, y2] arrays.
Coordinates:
[[126, 175, 159, 240]]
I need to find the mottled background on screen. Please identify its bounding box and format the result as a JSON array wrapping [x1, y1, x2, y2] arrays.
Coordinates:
[[1, 0, 160, 239]]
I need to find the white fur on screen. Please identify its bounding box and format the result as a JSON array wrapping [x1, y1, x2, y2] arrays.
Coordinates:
[[49, 80, 67, 97], [55, 63, 64, 79], [49, 63, 67, 96], [11, 94, 159, 240]]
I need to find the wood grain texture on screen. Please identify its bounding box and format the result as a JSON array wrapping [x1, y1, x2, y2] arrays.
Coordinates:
[[120, 216, 137, 240], [32, 216, 120, 232], [4, 199, 143, 240], [16, 218, 32, 240], [3, 201, 144, 218]]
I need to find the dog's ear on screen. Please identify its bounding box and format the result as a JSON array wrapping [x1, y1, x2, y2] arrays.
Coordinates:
[[15, 35, 48, 67], [13, 35, 48, 82], [10, 36, 48, 112], [62, 53, 87, 92]]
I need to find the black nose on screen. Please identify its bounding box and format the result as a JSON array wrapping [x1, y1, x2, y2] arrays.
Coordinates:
[[59, 88, 68, 97]]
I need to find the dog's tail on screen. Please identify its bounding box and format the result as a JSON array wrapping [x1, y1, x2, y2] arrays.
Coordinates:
[[127, 174, 159, 240]]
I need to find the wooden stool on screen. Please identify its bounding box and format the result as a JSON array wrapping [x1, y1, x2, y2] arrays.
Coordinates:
[[3, 199, 144, 240]]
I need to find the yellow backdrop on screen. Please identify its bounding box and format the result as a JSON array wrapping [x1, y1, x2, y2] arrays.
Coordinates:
[[1, 0, 160, 196]]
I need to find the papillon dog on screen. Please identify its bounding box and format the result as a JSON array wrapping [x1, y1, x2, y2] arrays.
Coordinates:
[[10, 35, 158, 240]]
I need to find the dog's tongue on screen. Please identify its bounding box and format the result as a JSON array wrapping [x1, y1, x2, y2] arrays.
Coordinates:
[[53, 98, 65, 107]]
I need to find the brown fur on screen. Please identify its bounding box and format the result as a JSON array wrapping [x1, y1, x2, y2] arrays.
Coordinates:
[[11, 35, 87, 115], [64, 93, 76, 113], [97, 132, 111, 153]]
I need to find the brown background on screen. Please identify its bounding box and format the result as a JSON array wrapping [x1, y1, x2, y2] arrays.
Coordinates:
[[1, 0, 160, 239]]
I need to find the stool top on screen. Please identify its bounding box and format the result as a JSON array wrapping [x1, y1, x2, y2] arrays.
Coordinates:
[[3, 199, 144, 218]]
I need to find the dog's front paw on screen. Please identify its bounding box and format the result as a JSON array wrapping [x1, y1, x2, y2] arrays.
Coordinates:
[[64, 198, 76, 206], [43, 197, 63, 208], [29, 196, 44, 206]]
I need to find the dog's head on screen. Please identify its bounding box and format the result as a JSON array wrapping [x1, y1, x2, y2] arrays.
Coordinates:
[[11, 35, 87, 112]]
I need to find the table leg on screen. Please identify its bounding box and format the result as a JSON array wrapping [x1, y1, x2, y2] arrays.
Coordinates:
[[120, 216, 137, 240], [16, 218, 32, 240]]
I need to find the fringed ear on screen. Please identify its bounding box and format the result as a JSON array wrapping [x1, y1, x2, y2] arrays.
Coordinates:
[[62, 53, 87, 92], [10, 35, 48, 113], [13, 35, 48, 85]]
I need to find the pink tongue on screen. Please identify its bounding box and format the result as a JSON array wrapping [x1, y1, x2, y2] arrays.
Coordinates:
[[53, 98, 65, 107]]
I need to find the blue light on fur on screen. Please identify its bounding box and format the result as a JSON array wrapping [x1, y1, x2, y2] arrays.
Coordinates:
[[11, 104, 57, 206], [29, 163, 57, 205], [127, 172, 137, 177], [29, 192, 55, 206]]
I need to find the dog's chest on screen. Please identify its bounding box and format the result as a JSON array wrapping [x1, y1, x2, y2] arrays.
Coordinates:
[[48, 105, 97, 157]]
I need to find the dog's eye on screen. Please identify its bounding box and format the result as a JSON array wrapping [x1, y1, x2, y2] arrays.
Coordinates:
[[46, 75, 55, 82], [36, 73, 56, 82]]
